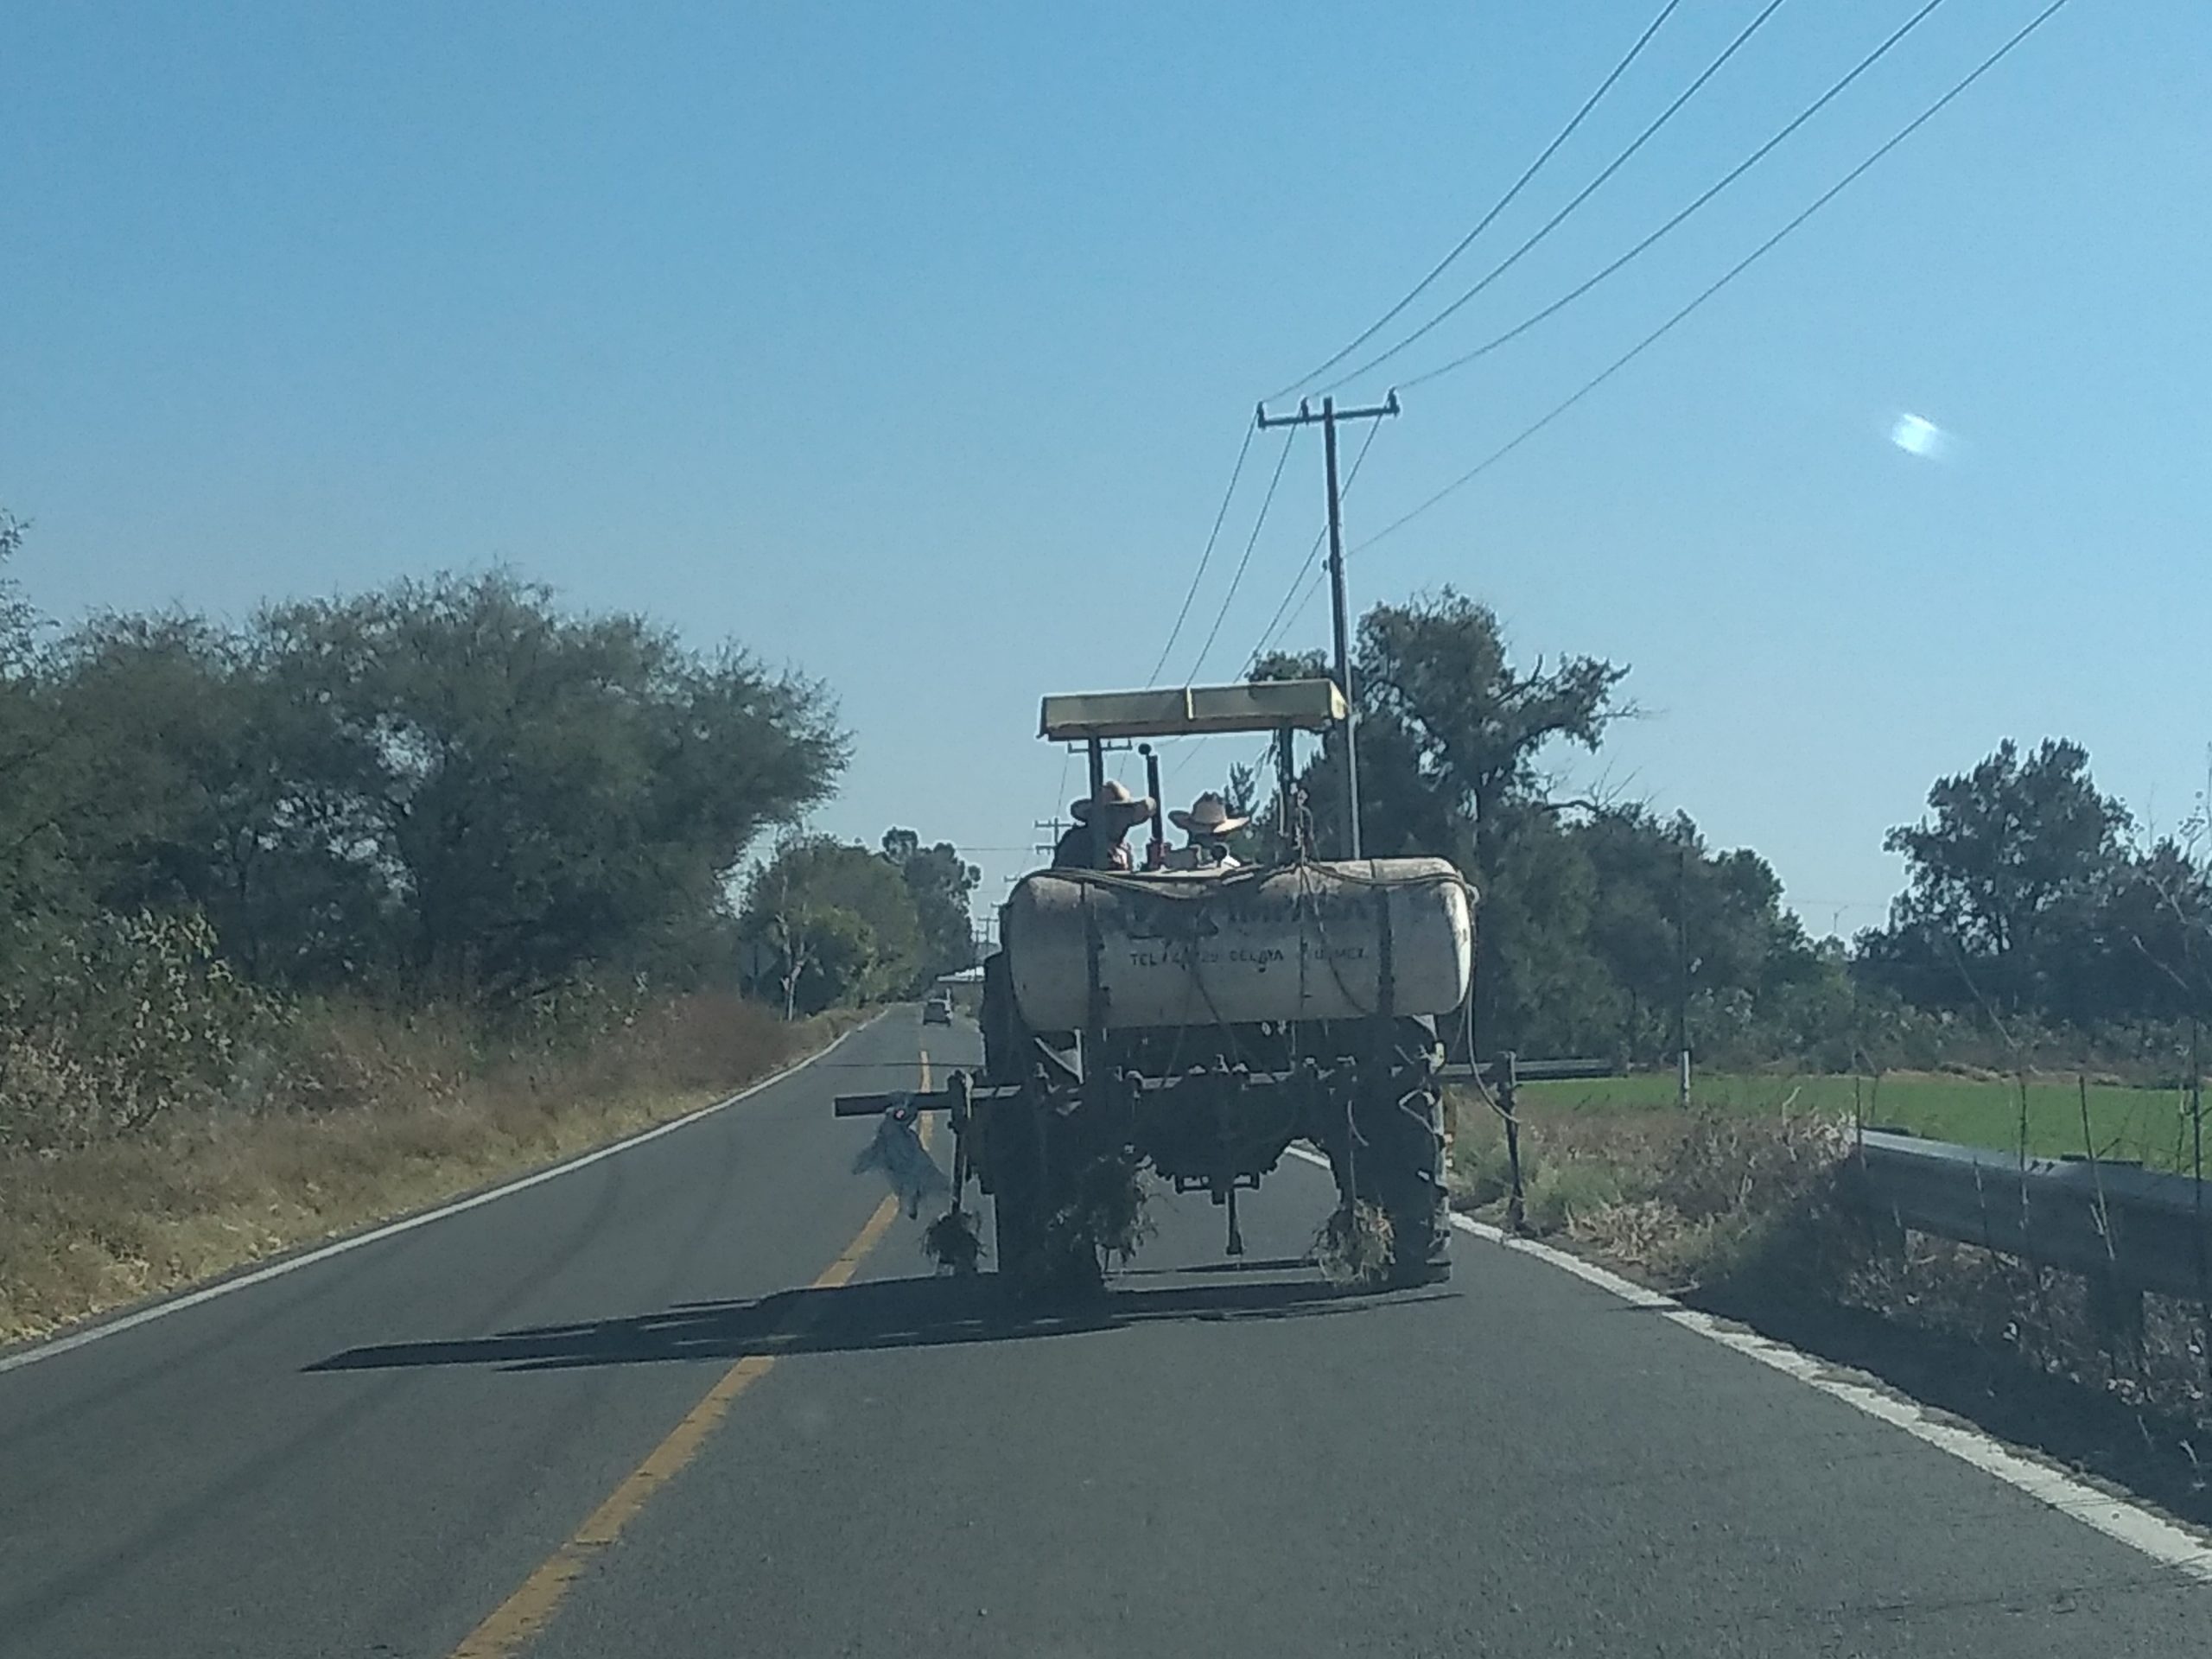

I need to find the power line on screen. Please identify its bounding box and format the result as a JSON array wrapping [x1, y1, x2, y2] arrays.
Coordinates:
[[1249, 419, 1382, 665], [1168, 424, 1379, 797], [1251, 537, 1328, 668], [1266, 0, 1684, 404], [1143, 420, 1257, 687], [1249, 393, 1401, 857], [1313, 0, 1793, 399], [1181, 425, 1297, 686], [1400, 0, 1957, 392], [1264, 562, 1333, 661], [1166, 712, 1292, 795], [1348, 0, 2077, 563]]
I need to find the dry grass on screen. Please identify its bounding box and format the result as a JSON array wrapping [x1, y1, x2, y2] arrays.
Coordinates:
[[1450, 1099, 1853, 1292], [0, 991, 864, 1345], [1312, 1199, 1396, 1287]]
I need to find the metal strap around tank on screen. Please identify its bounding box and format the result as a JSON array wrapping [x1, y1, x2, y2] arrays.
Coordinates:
[[1082, 880, 1108, 1052]]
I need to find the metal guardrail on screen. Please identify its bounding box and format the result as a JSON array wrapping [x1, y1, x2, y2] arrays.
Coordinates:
[[1452, 1057, 1615, 1084], [1852, 1128, 2212, 1307]]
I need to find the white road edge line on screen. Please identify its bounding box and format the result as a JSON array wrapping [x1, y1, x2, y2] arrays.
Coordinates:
[[0, 1014, 886, 1377], [1282, 1143, 2212, 1585]]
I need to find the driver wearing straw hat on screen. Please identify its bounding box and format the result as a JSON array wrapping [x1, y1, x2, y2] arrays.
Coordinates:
[[1052, 779, 1154, 872], [1164, 791, 1247, 872]]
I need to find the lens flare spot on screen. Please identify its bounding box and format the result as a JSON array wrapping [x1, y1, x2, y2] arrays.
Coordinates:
[[1889, 413, 1948, 459]]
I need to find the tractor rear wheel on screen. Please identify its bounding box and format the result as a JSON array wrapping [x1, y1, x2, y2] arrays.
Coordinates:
[[988, 1095, 1104, 1300], [1343, 1018, 1452, 1287]]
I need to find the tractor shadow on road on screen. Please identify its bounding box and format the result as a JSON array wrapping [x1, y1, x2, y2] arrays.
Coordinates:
[[307, 1272, 1452, 1376]]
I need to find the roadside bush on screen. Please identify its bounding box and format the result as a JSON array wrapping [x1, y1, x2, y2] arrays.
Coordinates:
[[0, 908, 276, 1153], [1447, 1094, 1857, 1291]]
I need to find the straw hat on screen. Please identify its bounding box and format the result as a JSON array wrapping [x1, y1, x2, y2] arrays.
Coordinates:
[[1170, 791, 1249, 838], [1071, 778, 1155, 824]]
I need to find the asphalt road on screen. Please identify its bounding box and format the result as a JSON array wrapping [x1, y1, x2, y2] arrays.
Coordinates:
[[3, 1009, 2208, 1657]]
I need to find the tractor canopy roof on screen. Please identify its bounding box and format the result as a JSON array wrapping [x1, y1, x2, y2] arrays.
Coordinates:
[[1038, 678, 1344, 742]]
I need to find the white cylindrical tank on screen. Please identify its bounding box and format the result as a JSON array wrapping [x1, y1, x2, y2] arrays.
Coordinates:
[[1001, 857, 1474, 1031]]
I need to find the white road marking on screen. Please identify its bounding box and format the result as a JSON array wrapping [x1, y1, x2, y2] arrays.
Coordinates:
[[0, 1017, 883, 1376], [1282, 1143, 2212, 1584]]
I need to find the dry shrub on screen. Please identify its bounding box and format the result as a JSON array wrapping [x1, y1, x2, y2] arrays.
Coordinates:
[[0, 988, 846, 1344], [621, 991, 798, 1095], [922, 1207, 982, 1274], [1313, 1199, 1396, 1287], [0, 910, 277, 1152], [1051, 1155, 1154, 1266], [1524, 1162, 1625, 1236], [1446, 1097, 1857, 1294], [1837, 1232, 2212, 1431], [1562, 1113, 1855, 1294]]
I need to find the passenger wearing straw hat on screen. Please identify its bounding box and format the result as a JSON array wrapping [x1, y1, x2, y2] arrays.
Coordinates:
[[1165, 791, 1247, 872], [1052, 779, 1154, 872]]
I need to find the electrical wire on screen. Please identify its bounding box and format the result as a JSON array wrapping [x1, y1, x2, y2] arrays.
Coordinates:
[[1313, 0, 1794, 399], [1247, 420, 1383, 667], [1144, 420, 1258, 688], [1349, 0, 2075, 562], [1262, 562, 1333, 662], [1266, 0, 1685, 404], [1249, 535, 1332, 669], [1400, 0, 1957, 392], [1164, 717, 1283, 795], [1182, 425, 1298, 687]]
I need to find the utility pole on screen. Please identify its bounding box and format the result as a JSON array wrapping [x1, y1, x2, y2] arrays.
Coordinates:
[[1676, 843, 1692, 1109], [1255, 391, 1400, 859]]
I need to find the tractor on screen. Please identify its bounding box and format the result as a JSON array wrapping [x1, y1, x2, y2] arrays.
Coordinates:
[[836, 678, 1477, 1294]]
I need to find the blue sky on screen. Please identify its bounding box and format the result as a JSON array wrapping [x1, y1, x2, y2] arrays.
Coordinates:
[[4, 1, 2207, 937]]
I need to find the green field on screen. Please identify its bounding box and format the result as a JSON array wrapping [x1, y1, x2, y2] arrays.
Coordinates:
[[1512, 1071, 2211, 1173]]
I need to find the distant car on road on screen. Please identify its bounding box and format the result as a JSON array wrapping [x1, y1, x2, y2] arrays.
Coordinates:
[[921, 989, 953, 1025]]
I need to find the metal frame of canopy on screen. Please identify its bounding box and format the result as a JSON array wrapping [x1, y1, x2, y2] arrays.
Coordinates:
[[1039, 679, 1347, 868]]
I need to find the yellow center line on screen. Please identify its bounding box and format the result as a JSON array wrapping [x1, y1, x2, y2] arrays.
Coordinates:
[[448, 1039, 935, 1659]]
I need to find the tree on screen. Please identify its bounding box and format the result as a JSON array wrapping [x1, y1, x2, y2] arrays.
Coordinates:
[[1260, 593, 1630, 1051], [0, 511, 67, 946], [1219, 760, 1282, 866], [16, 569, 846, 1003], [0, 511, 33, 675], [242, 571, 848, 999], [1864, 738, 2129, 1018], [47, 613, 357, 983], [1239, 601, 1872, 1061], [2082, 837, 2212, 1027], [1580, 810, 1688, 1062], [740, 836, 923, 1014], [880, 830, 979, 988], [0, 512, 132, 979]]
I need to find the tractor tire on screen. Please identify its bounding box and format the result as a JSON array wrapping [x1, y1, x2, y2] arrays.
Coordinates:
[[1346, 1019, 1452, 1287], [988, 1097, 1104, 1300], [979, 952, 1018, 1087]]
